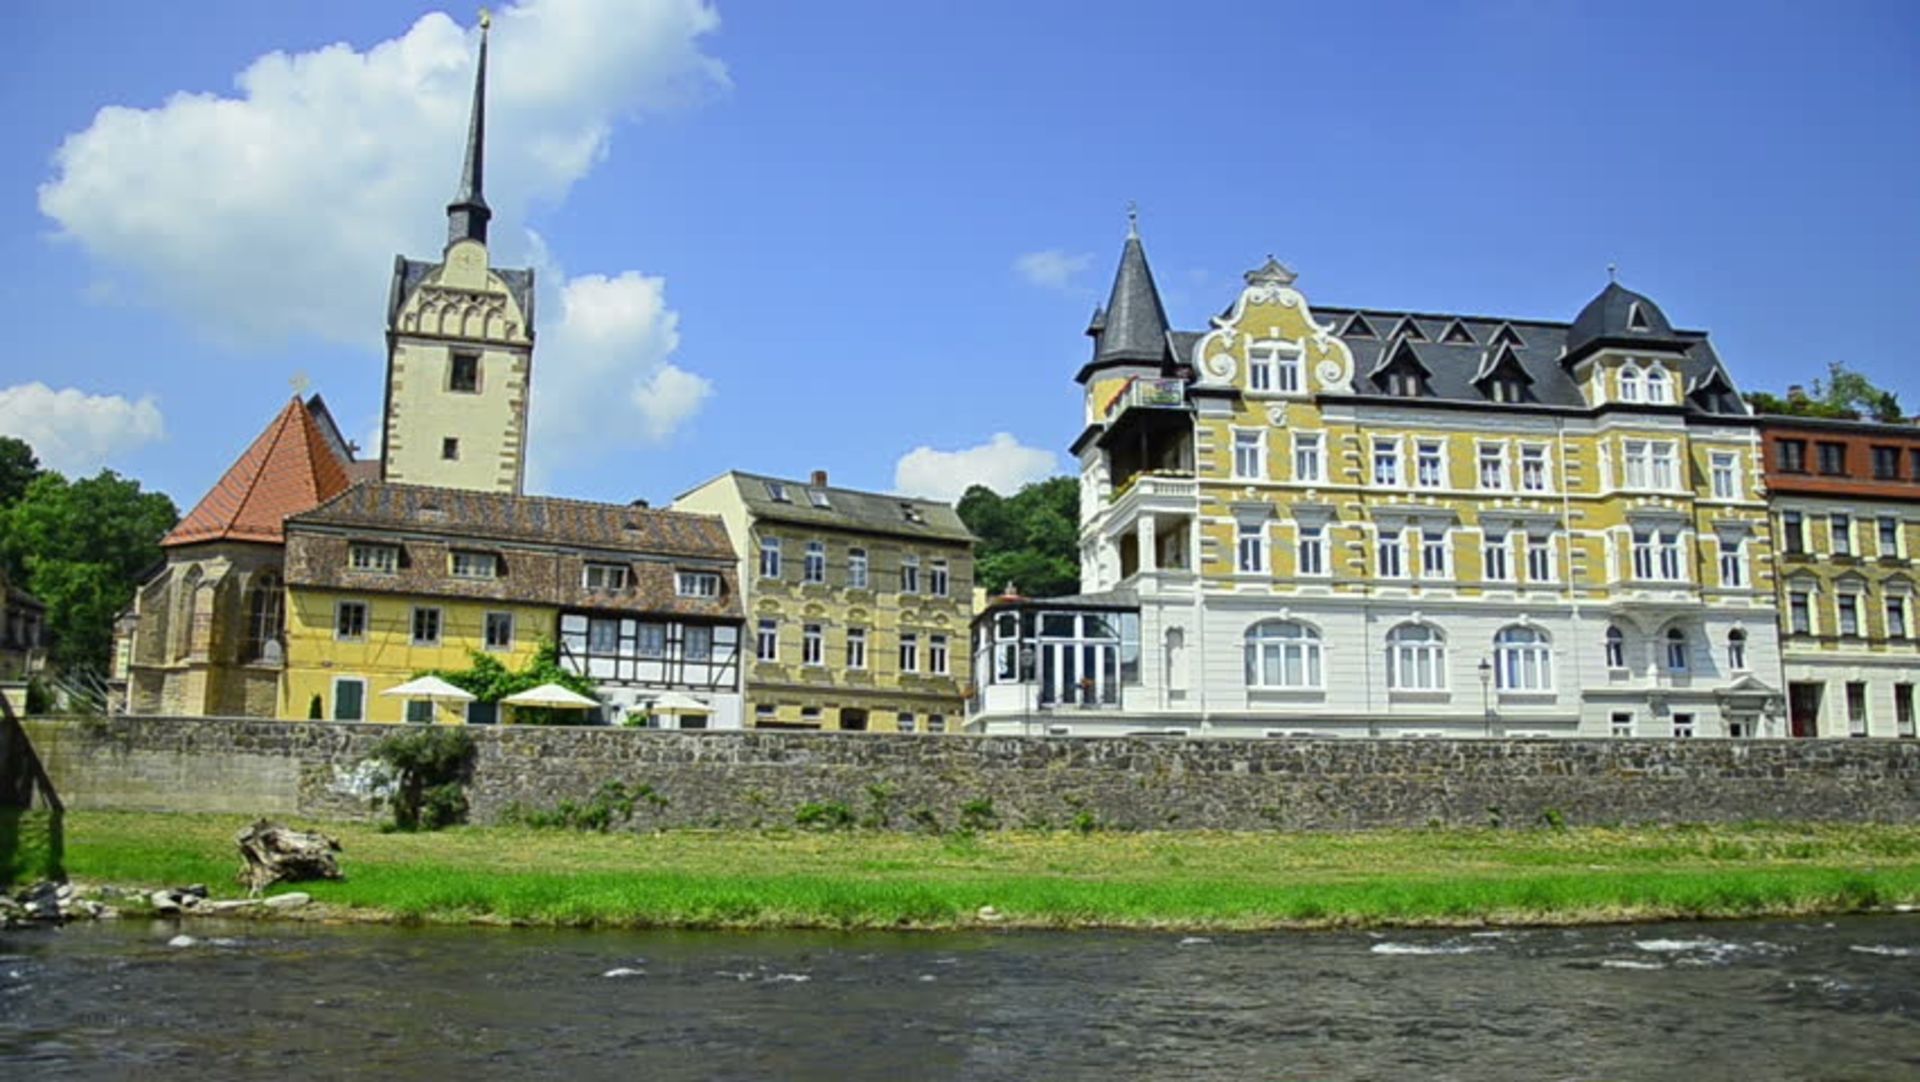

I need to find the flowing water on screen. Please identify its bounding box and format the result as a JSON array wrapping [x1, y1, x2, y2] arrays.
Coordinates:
[[4, 915, 1919, 1080]]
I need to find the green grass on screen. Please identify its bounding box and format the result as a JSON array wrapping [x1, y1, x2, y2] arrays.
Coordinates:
[[55, 811, 1920, 931]]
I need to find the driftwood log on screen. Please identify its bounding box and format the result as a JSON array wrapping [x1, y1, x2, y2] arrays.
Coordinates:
[[235, 819, 343, 896]]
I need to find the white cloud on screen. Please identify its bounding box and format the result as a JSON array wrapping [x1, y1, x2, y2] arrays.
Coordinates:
[[40, 0, 726, 346], [893, 433, 1059, 503], [525, 266, 710, 481], [1014, 249, 1094, 291], [0, 383, 165, 474]]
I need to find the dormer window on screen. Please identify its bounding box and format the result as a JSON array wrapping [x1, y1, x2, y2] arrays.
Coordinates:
[[1343, 313, 1378, 339], [1628, 302, 1650, 331], [1392, 317, 1428, 342], [900, 502, 925, 524], [1645, 365, 1672, 404], [583, 562, 629, 591], [449, 550, 499, 579], [1441, 319, 1475, 345], [1488, 378, 1527, 404], [1491, 324, 1525, 348], [1386, 370, 1426, 397], [765, 481, 790, 503], [349, 543, 399, 573], [676, 571, 721, 598]]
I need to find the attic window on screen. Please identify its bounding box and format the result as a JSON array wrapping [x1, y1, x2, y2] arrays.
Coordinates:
[[1487, 378, 1528, 404], [900, 502, 926, 524], [1628, 302, 1650, 331], [349, 543, 400, 573], [1394, 318, 1428, 342], [676, 571, 721, 598], [808, 489, 831, 509], [449, 550, 499, 579], [583, 562, 629, 591], [765, 481, 790, 503], [1441, 320, 1476, 345], [1343, 313, 1378, 339], [1491, 324, 1525, 348]]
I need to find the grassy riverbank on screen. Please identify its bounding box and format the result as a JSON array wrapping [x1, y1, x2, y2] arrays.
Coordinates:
[[54, 811, 1920, 931]]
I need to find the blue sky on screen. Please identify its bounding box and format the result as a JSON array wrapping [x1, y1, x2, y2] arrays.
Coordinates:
[[2, 0, 1917, 509]]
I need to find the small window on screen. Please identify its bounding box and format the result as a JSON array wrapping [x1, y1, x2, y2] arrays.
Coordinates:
[[1610, 712, 1634, 738], [765, 481, 790, 502], [1897, 684, 1915, 738], [848, 548, 869, 589], [1789, 591, 1812, 635], [1874, 446, 1902, 480], [442, 437, 460, 461], [802, 624, 824, 666], [1628, 302, 1650, 331], [1847, 682, 1869, 736], [1817, 441, 1847, 476], [349, 544, 399, 573], [332, 677, 366, 722], [1778, 439, 1808, 473], [1889, 597, 1909, 640], [334, 601, 368, 641], [405, 699, 435, 724], [756, 619, 779, 662], [676, 571, 721, 597], [807, 489, 831, 508], [1665, 628, 1688, 672], [583, 562, 629, 591], [898, 714, 918, 734], [930, 634, 950, 675], [901, 555, 921, 593], [804, 540, 826, 584], [449, 353, 480, 393], [900, 502, 926, 524], [1605, 625, 1625, 669], [450, 551, 498, 579], [760, 536, 783, 579], [685, 625, 712, 662], [484, 611, 514, 651], [1671, 713, 1695, 739], [1881, 517, 1904, 558], [411, 607, 441, 646], [930, 559, 950, 597], [1727, 628, 1748, 671], [846, 627, 868, 669], [899, 632, 920, 673]]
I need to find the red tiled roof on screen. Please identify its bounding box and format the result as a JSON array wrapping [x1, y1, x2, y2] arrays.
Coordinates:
[[163, 397, 355, 547]]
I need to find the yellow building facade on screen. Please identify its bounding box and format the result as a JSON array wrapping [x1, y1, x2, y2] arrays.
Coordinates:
[[674, 471, 974, 732], [972, 227, 1783, 737]]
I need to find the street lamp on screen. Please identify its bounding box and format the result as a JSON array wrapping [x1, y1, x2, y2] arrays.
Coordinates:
[[1477, 657, 1493, 738]]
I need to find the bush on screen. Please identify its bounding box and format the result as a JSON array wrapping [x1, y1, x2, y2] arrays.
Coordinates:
[[794, 801, 854, 831], [371, 728, 475, 832], [959, 797, 999, 834], [505, 780, 667, 833]]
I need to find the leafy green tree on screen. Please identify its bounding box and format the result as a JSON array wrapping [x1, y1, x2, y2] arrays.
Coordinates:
[[0, 437, 39, 507], [1744, 362, 1904, 422], [0, 466, 178, 673], [958, 476, 1081, 598], [420, 640, 600, 725]]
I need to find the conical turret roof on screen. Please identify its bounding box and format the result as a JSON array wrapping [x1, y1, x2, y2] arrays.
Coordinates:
[[1089, 228, 1171, 367]]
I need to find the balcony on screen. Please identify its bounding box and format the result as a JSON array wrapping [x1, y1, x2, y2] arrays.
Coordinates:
[[1103, 377, 1189, 423], [1104, 472, 1199, 539]]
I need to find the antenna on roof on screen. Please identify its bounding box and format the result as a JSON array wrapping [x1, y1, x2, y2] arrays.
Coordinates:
[[1126, 200, 1139, 239]]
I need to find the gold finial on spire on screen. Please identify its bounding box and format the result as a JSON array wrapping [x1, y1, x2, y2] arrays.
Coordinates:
[[478, 7, 491, 30]]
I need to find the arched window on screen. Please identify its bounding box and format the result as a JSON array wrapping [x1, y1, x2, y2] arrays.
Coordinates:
[[1619, 366, 1643, 403], [1726, 628, 1748, 671], [1645, 365, 1671, 404], [1604, 625, 1625, 670], [244, 572, 284, 663], [1386, 623, 1447, 691], [1494, 626, 1553, 691], [1665, 628, 1689, 672], [1245, 620, 1323, 689]]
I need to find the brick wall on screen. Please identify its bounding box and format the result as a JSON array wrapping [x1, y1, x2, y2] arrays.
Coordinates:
[[22, 716, 1920, 831]]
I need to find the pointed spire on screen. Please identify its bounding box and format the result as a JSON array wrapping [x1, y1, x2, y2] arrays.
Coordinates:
[[446, 10, 493, 247], [1091, 214, 1171, 366]]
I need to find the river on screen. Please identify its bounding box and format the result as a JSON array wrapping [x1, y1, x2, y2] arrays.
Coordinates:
[[4, 915, 1918, 1080]]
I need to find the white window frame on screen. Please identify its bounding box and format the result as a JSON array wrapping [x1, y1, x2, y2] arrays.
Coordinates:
[[1292, 432, 1324, 484], [583, 562, 629, 591], [803, 540, 826, 584], [676, 571, 721, 598], [1838, 593, 1861, 637], [1296, 523, 1327, 577], [847, 626, 868, 669], [1386, 624, 1447, 691], [1832, 513, 1854, 557], [1620, 366, 1643, 403], [802, 623, 824, 666], [1519, 444, 1550, 493], [1232, 429, 1265, 480], [1665, 629, 1689, 673], [1483, 531, 1512, 582], [484, 611, 514, 651], [1376, 528, 1406, 580], [759, 537, 782, 579], [1244, 621, 1324, 690], [1477, 442, 1508, 491], [1604, 626, 1626, 670], [1525, 533, 1555, 583], [1650, 442, 1677, 490], [1415, 439, 1445, 489], [756, 618, 779, 662], [1494, 626, 1553, 692], [334, 600, 368, 642], [450, 550, 498, 580], [930, 634, 950, 675], [1889, 596, 1909, 640], [349, 543, 399, 574], [1237, 520, 1267, 574], [930, 559, 950, 597], [1710, 451, 1739, 499], [899, 632, 920, 673], [1881, 516, 1904, 559], [1420, 529, 1449, 579], [1610, 711, 1634, 738], [1718, 536, 1746, 588], [410, 606, 442, 647], [848, 548, 869, 589], [1789, 590, 1814, 635], [1373, 438, 1402, 488], [1623, 440, 1650, 489], [1646, 365, 1672, 404], [901, 555, 921, 594]]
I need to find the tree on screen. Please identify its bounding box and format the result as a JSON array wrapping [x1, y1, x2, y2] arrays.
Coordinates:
[[958, 476, 1081, 598], [420, 640, 600, 725], [0, 437, 39, 507], [0, 467, 178, 673], [1744, 362, 1904, 423]]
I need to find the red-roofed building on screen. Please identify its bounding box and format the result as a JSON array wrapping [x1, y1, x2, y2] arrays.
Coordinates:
[[123, 395, 362, 717]]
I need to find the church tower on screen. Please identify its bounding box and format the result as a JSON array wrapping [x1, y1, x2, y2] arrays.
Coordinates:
[[380, 12, 534, 495]]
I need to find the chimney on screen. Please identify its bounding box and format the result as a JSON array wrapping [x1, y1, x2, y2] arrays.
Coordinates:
[[810, 470, 828, 488]]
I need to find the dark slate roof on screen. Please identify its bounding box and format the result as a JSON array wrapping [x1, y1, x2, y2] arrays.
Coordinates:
[[1564, 281, 1688, 361], [1240, 304, 1746, 415], [386, 257, 536, 331], [1089, 234, 1172, 367], [290, 482, 735, 560], [709, 472, 974, 545]]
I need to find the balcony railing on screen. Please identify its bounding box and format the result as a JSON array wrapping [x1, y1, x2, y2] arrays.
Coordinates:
[[1104, 377, 1188, 421]]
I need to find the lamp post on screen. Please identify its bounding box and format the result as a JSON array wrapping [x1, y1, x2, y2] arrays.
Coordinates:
[[1477, 657, 1493, 738]]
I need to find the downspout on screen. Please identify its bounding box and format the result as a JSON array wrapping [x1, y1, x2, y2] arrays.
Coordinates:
[[1558, 416, 1585, 731]]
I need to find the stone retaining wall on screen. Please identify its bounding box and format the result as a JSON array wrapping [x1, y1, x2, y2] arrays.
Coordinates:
[[22, 716, 1920, 831]]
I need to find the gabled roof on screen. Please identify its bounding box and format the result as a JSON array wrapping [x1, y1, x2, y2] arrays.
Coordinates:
[[291, 481, 735, 560], [164, 397, 355, 547], [1369, 337, 1433, 380], [694, 471, 975, 545], [1472, 343, 1533, 385]]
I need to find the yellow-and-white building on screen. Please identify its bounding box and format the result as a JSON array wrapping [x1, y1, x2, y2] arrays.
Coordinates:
[[969, 224, 1784, 738]]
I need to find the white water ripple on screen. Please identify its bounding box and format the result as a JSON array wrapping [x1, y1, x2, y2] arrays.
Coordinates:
[[1370, 942, 1493, 956]]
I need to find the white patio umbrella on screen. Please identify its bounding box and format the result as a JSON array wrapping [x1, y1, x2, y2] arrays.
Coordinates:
[[648, 690, 712, 729], [379, 675, 475, 724], [500, 682, 601, 726]]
